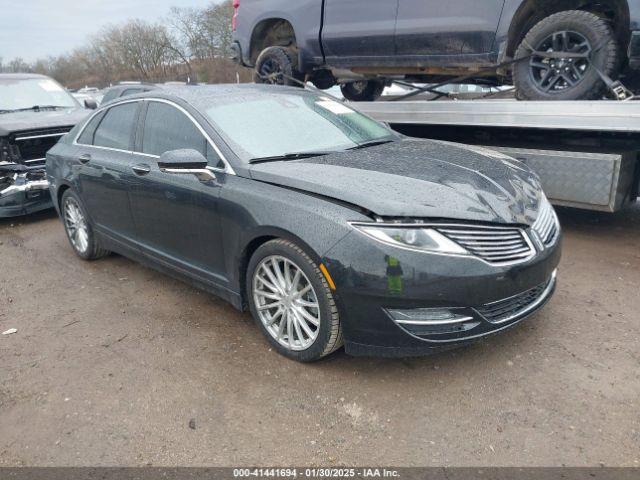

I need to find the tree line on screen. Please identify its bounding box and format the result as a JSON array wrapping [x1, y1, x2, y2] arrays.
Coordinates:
[[0, 0, 252, 89]]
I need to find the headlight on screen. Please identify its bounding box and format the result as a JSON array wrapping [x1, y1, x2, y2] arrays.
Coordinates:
[[352, 224, 468, 255]]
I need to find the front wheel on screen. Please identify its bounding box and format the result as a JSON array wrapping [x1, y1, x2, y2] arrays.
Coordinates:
[[61, 189, 109, 260], [340, 80, 385, 101], [246, 239, 343, 362], [513, 10, 620, 100]]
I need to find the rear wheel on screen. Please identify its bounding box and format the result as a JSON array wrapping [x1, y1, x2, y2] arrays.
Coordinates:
[[246, 239, 342, 362], [340, 80, 385, 102], [253, 46, 304, 86], [61, 189, 109, 260], [513, 10, 619, 100]]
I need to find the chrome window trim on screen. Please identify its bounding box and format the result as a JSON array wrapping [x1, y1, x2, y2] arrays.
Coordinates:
[[16, 132, 67, 141], [348, 221, 537, 267], [73, 97, 235, 175]]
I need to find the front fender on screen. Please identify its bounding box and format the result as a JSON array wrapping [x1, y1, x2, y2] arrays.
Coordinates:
[[219, 175, 369, 295]]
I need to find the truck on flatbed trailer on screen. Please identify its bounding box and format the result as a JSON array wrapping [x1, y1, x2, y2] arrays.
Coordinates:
[[353, 99, 640, 212], [232, 0, 640, 101]]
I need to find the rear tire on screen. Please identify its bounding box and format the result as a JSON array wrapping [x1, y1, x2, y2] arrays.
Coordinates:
[[246, 239, 343, 362], [340, 80, 385, 101], [253, 46, 304, 86], [61, 189, 109, 261], [513, 10, 619, 100]]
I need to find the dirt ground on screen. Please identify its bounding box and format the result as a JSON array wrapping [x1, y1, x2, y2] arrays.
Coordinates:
[[0, 206, 639, 467]]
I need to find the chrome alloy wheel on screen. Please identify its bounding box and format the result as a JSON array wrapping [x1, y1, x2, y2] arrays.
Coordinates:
[[63, 197, 89, 254], [252, 255, 321, 351]]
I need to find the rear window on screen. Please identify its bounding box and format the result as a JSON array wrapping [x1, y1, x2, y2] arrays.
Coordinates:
[[76, 112, 104, 145], [93, 102, 138, 150]]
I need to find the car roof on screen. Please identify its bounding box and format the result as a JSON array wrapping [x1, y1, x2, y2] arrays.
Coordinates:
[[0, 73, 50, 80], [129, 83, 314, 106], [105, 84, 158, 92]]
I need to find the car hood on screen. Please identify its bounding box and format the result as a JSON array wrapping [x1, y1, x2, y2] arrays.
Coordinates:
[[249, 139, 543, 225], [0, 108, 90, 136]]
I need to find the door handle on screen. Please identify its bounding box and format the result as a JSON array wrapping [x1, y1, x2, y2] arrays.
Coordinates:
[[78, 153, 91, 164], [131, 164, 151, 175]]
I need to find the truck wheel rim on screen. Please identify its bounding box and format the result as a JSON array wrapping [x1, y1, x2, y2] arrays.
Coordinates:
[[63, 197, 89, 254], [253, 255, 320, 351], [529, 30, 592, 93], [258, 58, 283, 84]]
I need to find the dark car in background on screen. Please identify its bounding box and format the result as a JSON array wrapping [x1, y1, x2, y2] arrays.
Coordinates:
[[46, 84, 560, 361], [0, 74, 90, 217], [100, 83, 160, 105], [232, 0, 640, 100]]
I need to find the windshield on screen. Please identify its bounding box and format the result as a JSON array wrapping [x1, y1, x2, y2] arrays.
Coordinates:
[[203, 92, 396, 161], [0, 77, 78, 111]]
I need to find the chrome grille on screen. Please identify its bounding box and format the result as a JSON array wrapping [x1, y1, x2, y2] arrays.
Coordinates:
[[436, 225, 534, 265], [532, 198, 559, 246], [476, 271, 556, 324], [11, 127, 72, 167]]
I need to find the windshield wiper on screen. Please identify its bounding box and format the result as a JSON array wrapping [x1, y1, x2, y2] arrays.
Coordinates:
[[13, 105, 70, 112], [249, 151, 335, 164], [348, 139, 394, 150]]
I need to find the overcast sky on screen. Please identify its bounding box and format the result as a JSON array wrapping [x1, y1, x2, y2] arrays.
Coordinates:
[[0, 0, 221, 62]]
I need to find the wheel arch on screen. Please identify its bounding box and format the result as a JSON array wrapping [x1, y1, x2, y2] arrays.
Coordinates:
[[506, 0, 631, 59], [55, 182, 73, 211], [237, 227, 324, 310], [249, 18, 297, 65]]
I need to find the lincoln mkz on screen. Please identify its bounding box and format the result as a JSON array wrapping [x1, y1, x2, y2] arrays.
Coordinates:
[[46, 84, 561, 361]]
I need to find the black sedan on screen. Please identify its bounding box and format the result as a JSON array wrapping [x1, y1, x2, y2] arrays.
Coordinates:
[[46, 84, 561, 361]]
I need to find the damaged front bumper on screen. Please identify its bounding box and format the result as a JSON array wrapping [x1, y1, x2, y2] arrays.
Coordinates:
[[0, 171, 52, 218]]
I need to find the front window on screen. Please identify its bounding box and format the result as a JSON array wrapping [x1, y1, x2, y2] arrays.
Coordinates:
[[0, 77, 78, 112], [203, 92, 395, 161], [141, 101, 223, 168]]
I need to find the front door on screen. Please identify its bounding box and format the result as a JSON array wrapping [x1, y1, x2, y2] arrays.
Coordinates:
[[394, 0, 505, 57], [128, 100, 227, 285]]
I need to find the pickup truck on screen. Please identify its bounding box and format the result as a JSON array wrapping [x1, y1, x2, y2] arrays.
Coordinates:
[[231, 0, 640, 101]]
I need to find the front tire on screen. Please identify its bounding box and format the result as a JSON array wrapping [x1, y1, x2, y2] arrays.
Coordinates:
[[513, 10, 619, 100], [340, 80, 385, 102], [246, 239, 342, 362], [61, 189, 109, 260]]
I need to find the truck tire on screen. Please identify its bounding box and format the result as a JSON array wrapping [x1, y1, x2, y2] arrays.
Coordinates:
[[513, 10, 619, 100], [254, 46, 304, 86], [340, 80, 385, 102]]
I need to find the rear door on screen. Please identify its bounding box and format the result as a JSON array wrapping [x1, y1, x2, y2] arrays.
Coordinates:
[[128, 100, 227, 283], [75, 101, 140, 243], [322, 0, 399, 62], [394, 0, 505, 56]]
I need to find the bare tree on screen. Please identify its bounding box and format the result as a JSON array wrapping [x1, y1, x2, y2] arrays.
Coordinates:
[[2, 0, 250, 87]]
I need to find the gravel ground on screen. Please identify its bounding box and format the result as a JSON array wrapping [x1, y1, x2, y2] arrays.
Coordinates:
[[0, 206, 639, 467]]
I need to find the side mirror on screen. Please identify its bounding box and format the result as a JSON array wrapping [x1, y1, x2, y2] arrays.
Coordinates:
[[84, 98, 98, 110], [157, 149, 215, 182]]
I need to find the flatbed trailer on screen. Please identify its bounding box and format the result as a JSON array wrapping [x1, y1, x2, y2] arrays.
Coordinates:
[[353, 100, 640, 212]]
